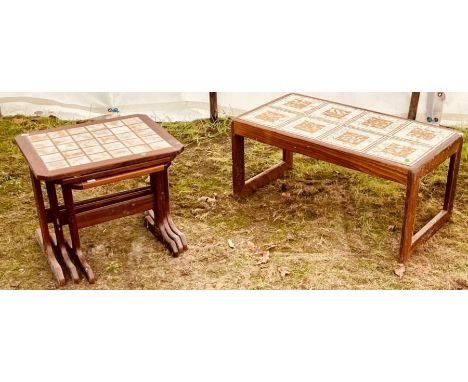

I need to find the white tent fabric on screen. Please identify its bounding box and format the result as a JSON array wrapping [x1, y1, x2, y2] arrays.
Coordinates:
[[0, 92, 467, 127]]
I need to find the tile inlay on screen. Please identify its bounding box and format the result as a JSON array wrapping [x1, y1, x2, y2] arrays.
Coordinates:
[[238, 94, 461, 165], [26, 116, 172, 170]]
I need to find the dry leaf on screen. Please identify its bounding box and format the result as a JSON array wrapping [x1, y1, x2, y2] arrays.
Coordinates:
[[394, 263, 406, 278], [198, 196, 216, 203], [257, 250, 270, 264], [247, 241, 257, 252], [281, 192, 291, 198], [10, 280, 21, 288], [227, 239, 235, 249], [387, 225, 396, 232], [278, 267, 289, 278]]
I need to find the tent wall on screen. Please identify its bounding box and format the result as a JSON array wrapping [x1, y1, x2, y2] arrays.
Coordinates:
[[0, 92, 467, 126]]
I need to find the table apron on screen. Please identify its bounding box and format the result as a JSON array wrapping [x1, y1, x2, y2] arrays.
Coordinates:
[[233, 123, 409, 184]]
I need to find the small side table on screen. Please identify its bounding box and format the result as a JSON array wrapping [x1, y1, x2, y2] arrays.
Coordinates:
[[16, 115, 187, 285]]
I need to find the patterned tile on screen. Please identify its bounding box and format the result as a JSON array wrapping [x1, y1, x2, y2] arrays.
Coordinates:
[[280, 116, 338, 140], [307, 103, 364, 124], [270, 94, 322, 114], [367, 138, 432, 165], [240, 106, 298, 128], [393, 122, 456, 146], [349, 113, 407, 135], [322, 127, 383, 152]]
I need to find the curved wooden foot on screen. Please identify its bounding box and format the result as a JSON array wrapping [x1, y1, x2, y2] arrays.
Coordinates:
[[65, 240, 95, 284], [35, 228, 66, 286], [144, 210, 183, 256]]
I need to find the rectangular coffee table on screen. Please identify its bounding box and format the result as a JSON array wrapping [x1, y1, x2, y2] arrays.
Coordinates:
[[231, 94, 463, 262], [16, 114, 187, 285]]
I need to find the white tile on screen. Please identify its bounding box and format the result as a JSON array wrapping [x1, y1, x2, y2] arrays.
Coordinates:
[[41, 153, 65, 163], [104, 120, 125, 128], [72, 132, 94, 141], [103, 142, 125, 151], [52, 136, 74, 145], [45, 160, 69, 170], [82, 145, 105, 155], [108, 148, 132, 158], [62, 149, 85, 159], [36, 146, 59, 155], [86, 124, 107, 132], [149, 141, 171, 150], [129, 145, 151, 154], [110, 126, 131, 134], [123, 117, 143, 125], [47, 130, 69, 139], [122, 137, 144, 147], [56, 142, 79, 152], [68, 126, 88, 135], [32, 139, 54, 149], [67, 156, 91, 166], [88, 152, 112, 162], [78, 139, 100, 148]]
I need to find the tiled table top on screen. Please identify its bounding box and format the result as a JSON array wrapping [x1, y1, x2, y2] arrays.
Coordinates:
[[20, 116, 173, 172], [237, 94, 462, 166]]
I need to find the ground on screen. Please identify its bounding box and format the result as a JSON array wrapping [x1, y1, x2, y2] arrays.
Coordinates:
[[0, 116, 467, 290]]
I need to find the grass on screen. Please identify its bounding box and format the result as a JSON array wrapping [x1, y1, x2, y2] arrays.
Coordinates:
[[0, 115, 467, 289]]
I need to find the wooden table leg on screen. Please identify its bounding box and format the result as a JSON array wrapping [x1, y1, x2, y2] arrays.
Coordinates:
[[61, 184, 95, 283], [45, 181, 80, 283], [30, 171, 65, 286], [146, 170, 184, 256], [232, 130, 293, 198], [399, 171, 421, 262], [399, 144, 462, 262], [162, 167, 188, 250]]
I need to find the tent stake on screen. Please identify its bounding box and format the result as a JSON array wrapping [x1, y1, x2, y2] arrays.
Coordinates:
[[408, 92, 420, 120]]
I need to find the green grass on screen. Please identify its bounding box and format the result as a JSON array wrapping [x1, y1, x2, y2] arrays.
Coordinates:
[[0, 115, 467, 289]]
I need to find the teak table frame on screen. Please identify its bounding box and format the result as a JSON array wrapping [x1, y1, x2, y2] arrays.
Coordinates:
[[17, 115, 187, 286], [232, 94, 463, 263]]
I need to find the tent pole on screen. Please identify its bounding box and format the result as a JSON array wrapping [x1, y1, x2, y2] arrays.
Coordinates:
[[407, 92, 420, 120], [209, 92, 218, 123]]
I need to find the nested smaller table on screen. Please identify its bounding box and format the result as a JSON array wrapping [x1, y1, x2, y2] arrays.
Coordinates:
[[232, 94, 463, 262], [16, 114, 187, 285]]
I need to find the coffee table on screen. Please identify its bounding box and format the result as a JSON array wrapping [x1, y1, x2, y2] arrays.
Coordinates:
[[231, 94, 463, 262], [16, 114, 187, 285]]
